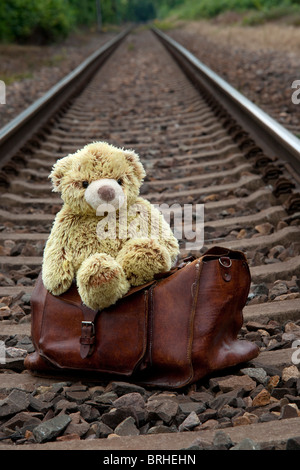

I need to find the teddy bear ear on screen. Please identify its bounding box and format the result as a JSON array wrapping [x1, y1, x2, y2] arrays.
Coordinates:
[[50, 155, 73, 192], [124, 150, 146, 180]]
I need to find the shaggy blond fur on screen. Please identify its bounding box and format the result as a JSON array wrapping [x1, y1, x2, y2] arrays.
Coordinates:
[[42, 141, 179, 311]]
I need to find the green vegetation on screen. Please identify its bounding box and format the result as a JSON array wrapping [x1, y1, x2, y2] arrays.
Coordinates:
[[0, 0, 73, 43], [242, 3, 300, 25], [161, 0, 300, 21], [1, 0, 300, 44]]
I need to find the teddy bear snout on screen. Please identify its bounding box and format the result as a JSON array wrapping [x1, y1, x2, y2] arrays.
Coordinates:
[[98, 185, 115, 202], [84, 178, 126, 212]]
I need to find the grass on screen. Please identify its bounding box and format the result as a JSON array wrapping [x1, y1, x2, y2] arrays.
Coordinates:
[[1, 71, 34, 85], [176, 19, 300, 54], [153, 19, 179, 31], [42, 52, 67, 67], [161, 0, 300, 26], [0, 45, 68, 85], [242, 4, 300, 25]]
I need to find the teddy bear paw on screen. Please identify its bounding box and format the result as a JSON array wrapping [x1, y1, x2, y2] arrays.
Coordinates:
[[76, 253, 130, 311], [117, 238, 172, 286]]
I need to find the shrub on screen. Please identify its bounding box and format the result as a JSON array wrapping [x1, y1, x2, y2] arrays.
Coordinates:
[[0, 0, 73, 44]]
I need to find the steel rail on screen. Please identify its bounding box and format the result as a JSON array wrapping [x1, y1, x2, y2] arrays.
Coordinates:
[[0, 27, 131, 169], [152, 27, 300, 175]]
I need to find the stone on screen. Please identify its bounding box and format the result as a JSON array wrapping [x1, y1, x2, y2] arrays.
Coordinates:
[[96, 422, 113, 438], [272, 388, 295, 400], [252, 388, 271, 407], [113, 392, 147, 425], [65, 389, 90, 404], [101, 407, 136, 429], [243, 412, 259, 424], [51, 382, 69, 394], [3, 411, 42, 432], [28, 395, 53, 413], [54, 399, 79, 413], [105, 381, 146, 396], [285, 322, 300, 333], [259, 412, 278, 423], [286, 437, 300, 450], [36, 391, 56, 403], [267, 375, 280, 392], [197, 419, 218, 431], [188, 391, 214, 404], [254, 222, 273, 235], [78, 404, 100, 422], [64, 411, 90, 437], [241, 367, 267, 384], [106, 433, 120, 440], [89, 385, 105, 395], [218, 405, 242, 420], [209, 389, 242, 410], [203, 194, 219, 202], [93, 391, 118, 405], [198, 408, 218, 423], [178, 411, 200, 431], [229, 396, 246, 408], [212, 430, 234, 450], [184, 437, 212, 450], [269, 281, 288, 300], [35, 385, 52, 396], [178, 401, 206, 416], [230, 438, 260, 450], [251, 284, 269, 297], [146, 399, 178, 424], [285, 394, 300, 407], [114, 417, 139, 436], [33, 414, 71, 443], [232, 414, 252, 426], [0, 389, 30, 418], [113, 392, 145, 409], [279, 404, 299, 420], [217, 375, 256, 393], [237, 229, 247, 239], [282, 365, 300, 382], [147, 425, 177, 434], [67, 384, 88, 392], [56, 434, 80, 442], [268, 245, 285, 259]]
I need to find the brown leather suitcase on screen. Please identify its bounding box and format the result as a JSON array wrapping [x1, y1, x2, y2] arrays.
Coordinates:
[[24, 246, 259, 388]]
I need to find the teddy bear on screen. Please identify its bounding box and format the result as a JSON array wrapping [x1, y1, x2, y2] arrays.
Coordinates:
[[42, 141, 179, 311]]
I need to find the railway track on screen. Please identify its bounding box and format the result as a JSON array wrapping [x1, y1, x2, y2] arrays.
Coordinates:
[[0, 27, 300, 451]]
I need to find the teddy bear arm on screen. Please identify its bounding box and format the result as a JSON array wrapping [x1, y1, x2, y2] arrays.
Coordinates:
[[116, 238, 172, 286], [133, 197, 179, 264], [157, 214, 180, 265], [42, 241, 75, 296]]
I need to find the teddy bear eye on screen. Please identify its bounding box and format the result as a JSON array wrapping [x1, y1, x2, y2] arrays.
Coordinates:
[[117, 178, 123, 185], [82, 181, 89, 188]]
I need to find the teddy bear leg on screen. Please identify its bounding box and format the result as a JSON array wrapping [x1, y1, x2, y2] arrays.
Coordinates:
[[116, 238, 172, 286], [76, 253, 130, 311]]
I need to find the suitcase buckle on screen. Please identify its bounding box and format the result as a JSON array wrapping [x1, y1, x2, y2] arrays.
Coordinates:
[[81, 320, 95, 335]]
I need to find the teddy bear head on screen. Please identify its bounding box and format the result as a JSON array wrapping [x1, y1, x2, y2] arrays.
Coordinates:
[[50, 141, 146, 215]]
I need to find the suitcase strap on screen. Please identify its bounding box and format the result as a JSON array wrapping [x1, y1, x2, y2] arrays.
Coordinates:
[[80, 304, 99, 359]]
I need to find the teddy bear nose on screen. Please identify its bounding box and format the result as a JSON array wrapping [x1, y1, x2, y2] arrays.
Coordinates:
[[98, 185, 115, 202]]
